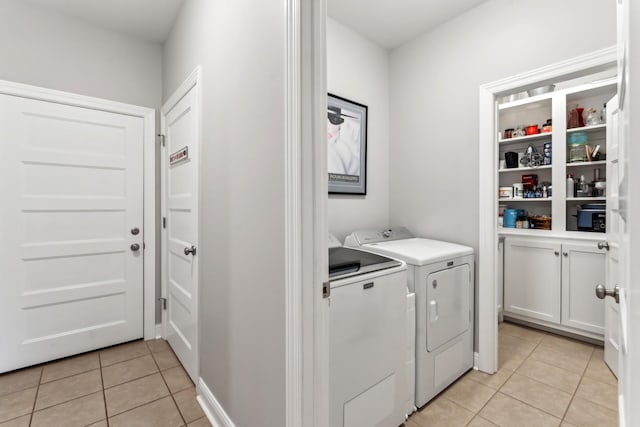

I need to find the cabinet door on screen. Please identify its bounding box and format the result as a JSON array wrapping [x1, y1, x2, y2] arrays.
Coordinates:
[[561, 242, 606, 334], [498, 238, 504, 316], [504, 238, 561, 323]]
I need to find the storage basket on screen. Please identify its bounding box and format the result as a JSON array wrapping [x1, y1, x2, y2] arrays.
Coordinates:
[[529, 215, 552, 230]]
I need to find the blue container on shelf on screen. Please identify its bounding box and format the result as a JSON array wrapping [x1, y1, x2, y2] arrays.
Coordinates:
[[503, 209, 525, 228]]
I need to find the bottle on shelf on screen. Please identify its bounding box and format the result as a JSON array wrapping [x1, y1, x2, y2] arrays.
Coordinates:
[[567, 174, 575, 198], [568, 104, 585, 129], [576, 175, 590, 197]]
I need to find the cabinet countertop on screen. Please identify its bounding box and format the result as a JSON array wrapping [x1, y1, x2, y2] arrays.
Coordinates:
[[498, 227, 606, 241]]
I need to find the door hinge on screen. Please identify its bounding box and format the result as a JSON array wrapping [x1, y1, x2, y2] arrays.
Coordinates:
[[158, 134, 166, 147], [322, 281, 330, 298], [159, 297, 167, 310], [162, 217, 166, 229]]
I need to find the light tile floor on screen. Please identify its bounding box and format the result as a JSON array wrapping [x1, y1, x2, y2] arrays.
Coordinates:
[[0, 322, 618, 427], [0, 339, 211, 427], [406, 322, 618, 427]]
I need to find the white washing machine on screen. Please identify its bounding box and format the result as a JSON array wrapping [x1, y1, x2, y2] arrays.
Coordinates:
[[344, 227, 474, 408], [328, 236, 408, 427]]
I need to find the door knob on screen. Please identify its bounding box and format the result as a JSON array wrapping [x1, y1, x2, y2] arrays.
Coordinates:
[[131, 227, 140, 235], [130, 243, 140, 251], [595, 284, 620, 304], [597, 241, 610, 250], [184, 245, 197, 256]]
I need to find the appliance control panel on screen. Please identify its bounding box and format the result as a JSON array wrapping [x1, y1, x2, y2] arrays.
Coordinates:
[[344, 226, 414, 246]]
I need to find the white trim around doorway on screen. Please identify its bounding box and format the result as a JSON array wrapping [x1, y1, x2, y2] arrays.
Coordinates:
[[296, 0, 330, 426], [477, 47, 617, 374]]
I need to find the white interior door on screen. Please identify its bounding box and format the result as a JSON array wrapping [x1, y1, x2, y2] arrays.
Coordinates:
[[162, 84, 199, 383], [0, 94, 144, 373], [614, 0, 638, 423], [602, 94, 621, 376]]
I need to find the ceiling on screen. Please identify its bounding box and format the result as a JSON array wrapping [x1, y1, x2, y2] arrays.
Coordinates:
[[327, 0, 489, 49], [22, 0, 186, 43], [21, 0, 487, 48]]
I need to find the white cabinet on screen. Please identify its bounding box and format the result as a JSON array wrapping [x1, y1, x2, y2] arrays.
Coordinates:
[[503, 237, 606, 338], [504, 238, 561, 323], [561, 242, 605, 334]]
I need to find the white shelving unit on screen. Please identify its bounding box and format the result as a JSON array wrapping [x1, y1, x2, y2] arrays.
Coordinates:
[[497, 78, 616, 235]]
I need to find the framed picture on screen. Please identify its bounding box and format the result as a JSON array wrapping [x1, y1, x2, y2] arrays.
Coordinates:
[[327, 93, 368, 194]]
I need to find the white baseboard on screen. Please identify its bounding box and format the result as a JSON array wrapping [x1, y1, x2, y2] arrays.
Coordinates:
[[197, 377, 235, 427], [473, 352, 480, 370]]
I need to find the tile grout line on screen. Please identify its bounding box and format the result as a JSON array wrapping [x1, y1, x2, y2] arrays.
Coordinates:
[[501, 332, 575, 422], [0, 340, 178, 427], [101, 342, 182, 423], [438, 328, 546, 425], [472, 329, 561, 423], [29, 368, 104, 413], [107, 395, 178, 423], [499, 328, 615, 424], [147, 340, 189, 426], [27, 367, 44, 426], [99, 352, 109, 427], [560, 347, 619, 422]]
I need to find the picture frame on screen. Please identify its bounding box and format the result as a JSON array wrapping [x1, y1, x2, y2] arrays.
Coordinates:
[[327, 93, 368, 194]]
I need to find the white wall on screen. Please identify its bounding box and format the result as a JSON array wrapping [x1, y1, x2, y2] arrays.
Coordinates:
[[0, 0, 162, 108], [163, 1, 286, 426], [327, 18, 390, 241], [388, 0, 616, 251]]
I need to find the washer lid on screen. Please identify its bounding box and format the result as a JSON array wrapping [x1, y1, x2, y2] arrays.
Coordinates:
[[364, 238, 473, 266], [328, 247, 402, 281]]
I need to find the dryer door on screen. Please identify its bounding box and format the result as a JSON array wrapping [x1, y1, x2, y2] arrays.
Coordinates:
[[426, 264, 471, 351]]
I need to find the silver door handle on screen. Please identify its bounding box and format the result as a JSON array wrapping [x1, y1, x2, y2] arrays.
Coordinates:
[[184, 245, 197, 256], [130, 243, 140, 251], [598, 241, 610, 250], [595, 284, 620, 304]]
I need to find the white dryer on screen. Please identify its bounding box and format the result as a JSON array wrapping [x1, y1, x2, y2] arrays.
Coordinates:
[[345, 227, 474, 408]]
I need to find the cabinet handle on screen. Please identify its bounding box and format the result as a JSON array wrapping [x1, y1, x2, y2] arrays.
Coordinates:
[[563, 252, 568, 257], [554, 250, 559, 256]]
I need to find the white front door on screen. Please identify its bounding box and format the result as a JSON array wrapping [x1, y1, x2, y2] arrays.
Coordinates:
[[161, 82, 200, 383], [0, 94, 144, 373]]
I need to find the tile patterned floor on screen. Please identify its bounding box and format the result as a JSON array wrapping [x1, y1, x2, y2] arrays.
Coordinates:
[[0, 339, 211, 427], [0, 322, 618, 427], [406, 322, 618, 427]]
